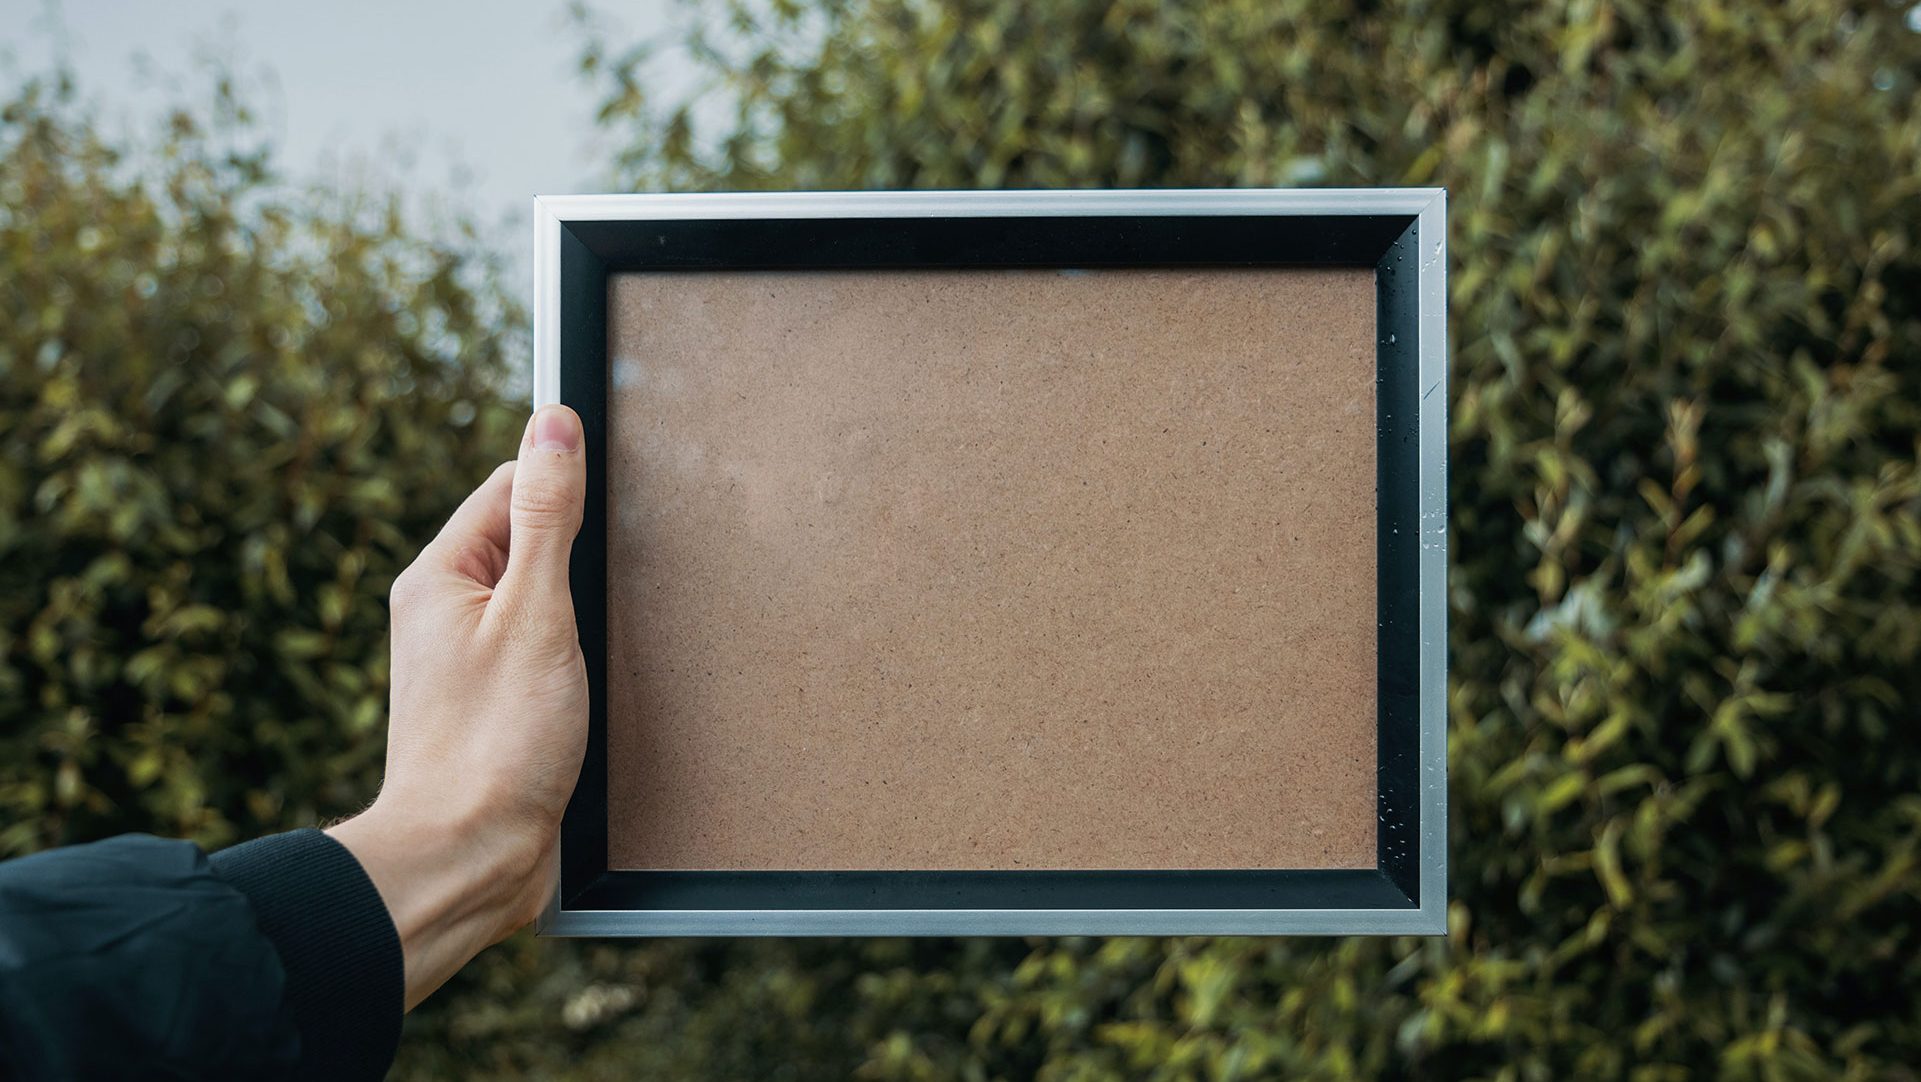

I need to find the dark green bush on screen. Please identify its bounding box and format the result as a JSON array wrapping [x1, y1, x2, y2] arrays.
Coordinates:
[[6, 0, 1921, 1077], [451, 1, 1913, 1077], [0, 77, 521, 855]]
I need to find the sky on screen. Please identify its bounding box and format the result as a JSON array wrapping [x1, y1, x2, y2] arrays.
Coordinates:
[[1, 0, 687, 276]]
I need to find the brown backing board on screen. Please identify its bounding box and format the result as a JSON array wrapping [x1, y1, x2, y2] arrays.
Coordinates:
[[605, 267, 1378, 872]]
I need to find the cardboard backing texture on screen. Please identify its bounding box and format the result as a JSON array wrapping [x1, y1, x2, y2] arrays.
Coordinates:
[[605, 267, 1378, 871]]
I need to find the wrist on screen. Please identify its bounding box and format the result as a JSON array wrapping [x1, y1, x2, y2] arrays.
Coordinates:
[[325, 797, 550, 1009]]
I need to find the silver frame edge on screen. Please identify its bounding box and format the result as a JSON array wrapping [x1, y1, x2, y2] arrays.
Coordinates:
[[533, 188, 1448, 938], [541, 905, 1444, 938]]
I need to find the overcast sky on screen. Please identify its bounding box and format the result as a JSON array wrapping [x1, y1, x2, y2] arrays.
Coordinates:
[[2, 0, 686, 272]]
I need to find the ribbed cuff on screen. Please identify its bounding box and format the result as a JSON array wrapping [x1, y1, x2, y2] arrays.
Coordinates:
[[210, 829, 403, 1082]]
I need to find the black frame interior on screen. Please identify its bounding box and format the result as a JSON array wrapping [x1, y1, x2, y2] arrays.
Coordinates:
[[555, 211, 1427, 918]]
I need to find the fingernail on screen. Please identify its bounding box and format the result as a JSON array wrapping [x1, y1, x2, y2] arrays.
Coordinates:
[[531, 406, 581, 452]]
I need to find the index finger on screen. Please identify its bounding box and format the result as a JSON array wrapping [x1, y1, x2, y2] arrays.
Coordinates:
[[417, 460, 516, 586]]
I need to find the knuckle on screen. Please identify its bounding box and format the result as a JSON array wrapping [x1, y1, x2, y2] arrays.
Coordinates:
[[510, 475, 582, 530], [494, 582, 575, 632], [388, 565, 427, 614], [484, 593, 578, 656]]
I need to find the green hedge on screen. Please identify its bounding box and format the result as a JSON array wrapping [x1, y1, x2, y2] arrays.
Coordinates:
[[5, 0, 1921, 1076], [541, 2, 1921, 1077], [0, 78, 521, 855]]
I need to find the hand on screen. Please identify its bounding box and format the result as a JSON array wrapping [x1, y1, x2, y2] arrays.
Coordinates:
[[328, 405, 589, 1010]]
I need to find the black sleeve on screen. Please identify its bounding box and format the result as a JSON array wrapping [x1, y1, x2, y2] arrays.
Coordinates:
[[0, 830, 402, 1081]]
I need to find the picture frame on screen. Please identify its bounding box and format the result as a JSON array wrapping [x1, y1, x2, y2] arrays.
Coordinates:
[[532, 189, 1447, 937]]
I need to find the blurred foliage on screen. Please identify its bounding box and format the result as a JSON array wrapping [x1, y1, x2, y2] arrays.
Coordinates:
[[460, 0, 1916, 1077], [6, 0, 1921, 1078], [0, 74, 522, 855]]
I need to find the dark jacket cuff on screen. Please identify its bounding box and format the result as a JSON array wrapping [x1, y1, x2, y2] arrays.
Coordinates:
[[211, 828, 403, 1082]]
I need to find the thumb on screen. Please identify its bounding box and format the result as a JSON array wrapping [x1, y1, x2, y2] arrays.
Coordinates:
[[502, 404, 586, 601]]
